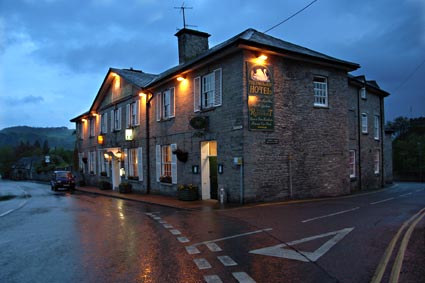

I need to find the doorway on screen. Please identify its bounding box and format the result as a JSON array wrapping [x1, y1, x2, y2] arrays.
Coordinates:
[[201, 141, 218, 200]]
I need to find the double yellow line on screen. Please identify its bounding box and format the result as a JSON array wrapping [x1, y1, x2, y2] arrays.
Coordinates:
[[371, 207, 425, 283]]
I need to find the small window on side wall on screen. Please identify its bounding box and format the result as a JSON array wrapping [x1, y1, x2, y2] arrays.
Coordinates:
[[360, 87, 366, 99], [313, 76, 328, 107]]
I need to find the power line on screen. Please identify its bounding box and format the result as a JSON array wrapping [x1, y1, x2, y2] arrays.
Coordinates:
[[264, 0, 319, 33], [395, 58, 425, 91]]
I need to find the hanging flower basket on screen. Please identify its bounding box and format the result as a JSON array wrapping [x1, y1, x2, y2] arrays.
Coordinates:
[[172, 148, 188, 163], [177, 184, 199, 201]]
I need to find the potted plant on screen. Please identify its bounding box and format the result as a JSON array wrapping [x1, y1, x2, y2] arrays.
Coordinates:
[[159, 175, 172, 184], [177, 184, 199, 201], [98, 180, 112, 190], [119, 182, 132, 193]]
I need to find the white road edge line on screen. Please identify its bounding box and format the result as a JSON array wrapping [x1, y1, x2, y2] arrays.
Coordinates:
[[0, 187, 30, 218], [370, 197, 395, 205], [399, 192, 412, 197], [302, 207, 359, 223]]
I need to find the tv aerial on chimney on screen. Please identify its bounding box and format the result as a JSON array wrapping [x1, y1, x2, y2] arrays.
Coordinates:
[[174, 2, 197, 30]]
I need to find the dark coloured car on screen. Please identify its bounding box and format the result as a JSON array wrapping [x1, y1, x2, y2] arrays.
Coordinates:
[[51, 171, 75, 191]]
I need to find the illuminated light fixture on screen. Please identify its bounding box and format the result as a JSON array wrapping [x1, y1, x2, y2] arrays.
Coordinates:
[[139, 92, 146, 97], [97, 135, 104, 145], [177, 76, 186, 82], [91, 112, 98, 117], [81, 118, 87, 122], [125, 128, 133, 140], [104, 152, 111, 160], [258, 54, 268, 61], [115, 151, 122, 160]]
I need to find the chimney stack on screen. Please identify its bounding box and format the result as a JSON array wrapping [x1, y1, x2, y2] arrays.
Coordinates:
[[175, 28, 210, 64]]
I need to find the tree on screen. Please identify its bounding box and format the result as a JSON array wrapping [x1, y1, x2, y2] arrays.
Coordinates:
[[42, 140, 50, 155]]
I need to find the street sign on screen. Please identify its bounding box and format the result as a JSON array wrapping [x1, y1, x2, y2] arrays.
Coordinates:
[[249, 227, 354, 262]]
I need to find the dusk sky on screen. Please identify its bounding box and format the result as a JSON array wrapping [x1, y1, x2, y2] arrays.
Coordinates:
[[0, 0, 424, 130]]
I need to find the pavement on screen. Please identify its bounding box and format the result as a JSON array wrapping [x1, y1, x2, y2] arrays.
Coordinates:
[[75, 186, 231, 211]]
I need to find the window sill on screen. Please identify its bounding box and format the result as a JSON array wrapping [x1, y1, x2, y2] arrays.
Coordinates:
[[200, 107, 217, 113], [313, 105, 329, 109], [159, 182, 173, 186], [158, 117, 174, 122]]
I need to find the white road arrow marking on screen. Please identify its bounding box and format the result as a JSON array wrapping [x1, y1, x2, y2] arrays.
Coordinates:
[[249, 227, 354, 262]]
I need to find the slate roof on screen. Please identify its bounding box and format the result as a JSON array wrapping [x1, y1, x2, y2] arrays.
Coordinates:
[[147, 28, 360, 86], [110, 68, 157, 88]]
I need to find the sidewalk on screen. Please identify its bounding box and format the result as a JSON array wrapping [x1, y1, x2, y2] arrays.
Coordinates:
[[75, 186, 228, 211]]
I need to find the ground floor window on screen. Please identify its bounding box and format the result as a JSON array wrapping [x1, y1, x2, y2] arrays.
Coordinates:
[[88, 151, 96, 175], [156, 144, 177, 184], [374, 149, 380, 174], [124, 147, 143, 181], [349, 150, 356, 178]]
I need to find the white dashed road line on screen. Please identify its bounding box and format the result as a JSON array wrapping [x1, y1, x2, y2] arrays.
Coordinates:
[[194, 258, 212, 269], [217, 255, 238, 266], [301, 207, 359, 223], [232, 272, 257, 283], [370, 197, 395, 205]]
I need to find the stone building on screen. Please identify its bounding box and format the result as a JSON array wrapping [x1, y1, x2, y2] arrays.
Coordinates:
[[71, 28, 392, 203]]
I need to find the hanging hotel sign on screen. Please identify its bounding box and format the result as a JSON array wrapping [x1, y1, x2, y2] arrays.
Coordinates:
[[247, 62, 274, 131]]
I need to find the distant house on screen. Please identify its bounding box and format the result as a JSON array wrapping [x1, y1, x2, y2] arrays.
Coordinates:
[[71, 28, 392, 203]]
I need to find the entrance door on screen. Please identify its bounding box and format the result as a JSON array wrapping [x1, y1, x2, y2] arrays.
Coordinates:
[[201, 141, 217, 200], [111, 159, 120, 190], [209, 156, 218, 199]]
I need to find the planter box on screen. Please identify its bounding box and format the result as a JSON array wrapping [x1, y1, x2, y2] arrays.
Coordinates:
[[178, 188, 199, 201]]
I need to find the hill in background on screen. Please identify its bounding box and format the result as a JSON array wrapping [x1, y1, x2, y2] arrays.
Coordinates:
[[0, 126, 75, 150]]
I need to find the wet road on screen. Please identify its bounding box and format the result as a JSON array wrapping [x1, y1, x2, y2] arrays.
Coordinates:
[[0, 180, 424, 283]]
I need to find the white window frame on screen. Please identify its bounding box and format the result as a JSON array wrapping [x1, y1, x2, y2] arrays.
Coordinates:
[[374, 115, 380, 140], [194, 68, 222, 112], [361, 113, 368, 134], [374, 149, 380, 174], [112, 107, 121, 131], [89, 118, 95, 137], [89, 151, 96, 175], [155, 144, 177, 184], [360, 87, 366, 99], [156, 88, 175, 121], [349, 150, 356, 178], [126, 100, 140, 128], [313, 76, 328, 107], [101, 112, 108, 134]]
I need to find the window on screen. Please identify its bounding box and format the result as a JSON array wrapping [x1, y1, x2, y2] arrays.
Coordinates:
[[110, 108, 122, 131], [126, 100, 140, 128], [361, 113, 368, 134], [156, 88, 175, 121], [156, 144, 177, 184], [374, 149, 380, 174], [313, 76, 328, 107], [194, 68, 222, 111], [124, 148, 143, 181], [78, 122, 84, 140], [89, 118, 95, 137], [360, 87, 366, 99], [101, 112, 108, 134], [349, 150, 356, 178], [88, 151, 96, 175], [374, 115, 380, 140]]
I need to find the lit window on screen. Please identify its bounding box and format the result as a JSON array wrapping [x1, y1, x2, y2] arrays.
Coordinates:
[[194, 68, 222, 112], [155, 144, 177, 184], [361, 113, 368, 134], [162, 145, 172, 178], [313, 76, 328, 107]]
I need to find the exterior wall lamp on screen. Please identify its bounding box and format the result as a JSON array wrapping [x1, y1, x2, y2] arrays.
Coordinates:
[[177, 75, 186, 82]]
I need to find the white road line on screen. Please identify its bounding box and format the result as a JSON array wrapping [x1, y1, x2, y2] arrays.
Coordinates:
[[169, 229, 181, 235], [152, 216, 161, 220], [185, 245, 200, 254], [301, 207, 359, 223], [0, 188, 30, 218], [204, 275, 223, 283], [217, 255, 238, 266], [399, 192, 412, 197], [194, 258, 212, 270], [178, 237, 190, 243], [158, 220, 167, 224], [206, 242, 222, 252], [232, 272, 256, 283], [370, 197, 395, 205], [192, 228, 273, 247], [163, 224, 173, 229]]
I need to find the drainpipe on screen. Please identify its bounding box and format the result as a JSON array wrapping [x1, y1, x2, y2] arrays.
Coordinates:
[[357, 84, 362, 191], [145, 93, 153, 194], [380, 96, 384, 187]]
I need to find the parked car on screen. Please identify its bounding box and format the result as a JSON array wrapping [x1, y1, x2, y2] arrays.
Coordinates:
[[51, 171, 75, 191]]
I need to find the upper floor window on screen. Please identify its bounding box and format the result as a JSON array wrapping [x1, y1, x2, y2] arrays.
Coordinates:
[[374, 115, 380, 140], [194, 68, 222, 112], [361, 113, 368, 134], [110, 107, 122, 131], [313, 76, 328, 107], [100, 112, 108, 134], [156, 88, 175, 121], [360, 87, 366, 99], [126, 100, 140, 128], [89, 118, 95, 137]]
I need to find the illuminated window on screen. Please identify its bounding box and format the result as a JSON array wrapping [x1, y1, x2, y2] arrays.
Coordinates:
[[155, 144, 177, 184], [194, 68, 222, 112], [313, 76, 328, 107], [156, 88, 175, 121]]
